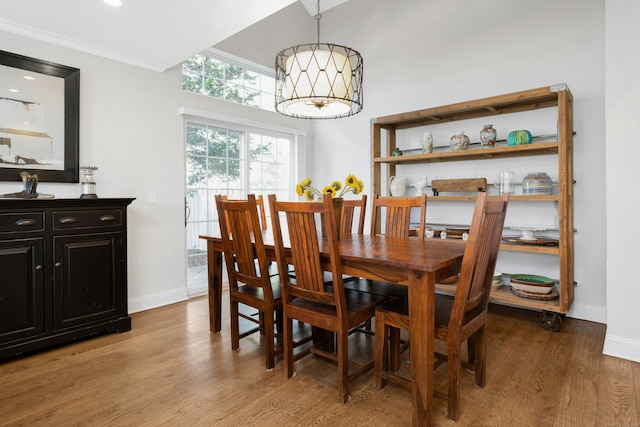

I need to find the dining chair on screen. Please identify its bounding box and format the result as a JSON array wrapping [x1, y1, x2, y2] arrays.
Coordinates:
[[215, 194, 283, 370], [373, 192, 509, 421], [370, 194, 427, 238], [342, 194, 409, 301], [269, 193, 386, 403]]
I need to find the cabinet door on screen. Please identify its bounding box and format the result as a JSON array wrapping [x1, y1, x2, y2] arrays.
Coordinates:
[[52, 232, 125, 330], [0, 238, 45, 345]]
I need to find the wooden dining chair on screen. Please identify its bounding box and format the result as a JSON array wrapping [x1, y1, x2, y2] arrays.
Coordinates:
[[215, 194, 283, 370], [269, 193, 386, 403], [373, 192, 509, 421], [341, 194, 408, 301], [370, 194, 427, 238]]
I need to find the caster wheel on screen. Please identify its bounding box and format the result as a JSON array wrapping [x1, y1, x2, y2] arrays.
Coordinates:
[[540, 311, 563, 332]]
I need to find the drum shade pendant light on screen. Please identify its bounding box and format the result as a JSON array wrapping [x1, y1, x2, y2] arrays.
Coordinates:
[[275, 0, 363, 119]]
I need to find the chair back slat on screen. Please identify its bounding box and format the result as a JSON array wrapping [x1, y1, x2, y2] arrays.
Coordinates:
[[341, 195, 367, 235], [269, 194, 346, 309], [215, 194, 273, 294], [451, 192, 509, 328], [370, 194, 427, 238]]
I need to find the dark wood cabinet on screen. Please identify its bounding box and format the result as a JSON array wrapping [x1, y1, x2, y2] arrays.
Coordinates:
[[0, 198, 134, 359]]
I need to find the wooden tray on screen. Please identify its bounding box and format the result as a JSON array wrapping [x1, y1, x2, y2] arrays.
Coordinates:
[[511, 287, 559, 300], [502, 235, 559, 246]]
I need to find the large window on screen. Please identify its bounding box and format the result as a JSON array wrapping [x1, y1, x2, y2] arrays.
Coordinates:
[[182, 49, 276, 112], [185, 119, 294, 257]]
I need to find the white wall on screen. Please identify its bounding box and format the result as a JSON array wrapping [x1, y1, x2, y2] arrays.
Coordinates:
[[218, 0, 616, 333], [603, 0, 640, 362], [0, 30, 312, 313], [310, 0, 607, 322]]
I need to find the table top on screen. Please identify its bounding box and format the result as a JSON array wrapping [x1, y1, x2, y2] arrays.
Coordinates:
[[200, 232, 465, 276]]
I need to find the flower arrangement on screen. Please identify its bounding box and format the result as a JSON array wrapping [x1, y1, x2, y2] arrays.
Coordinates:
[[296, 174, 364, 201]]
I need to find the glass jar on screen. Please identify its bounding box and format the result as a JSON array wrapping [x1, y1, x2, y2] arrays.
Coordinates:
[[80, 166, 99, 199], [480, 124, 497, 148]]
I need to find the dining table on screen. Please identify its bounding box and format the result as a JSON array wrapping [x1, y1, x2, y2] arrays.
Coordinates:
[[199, 231, 466, 426]]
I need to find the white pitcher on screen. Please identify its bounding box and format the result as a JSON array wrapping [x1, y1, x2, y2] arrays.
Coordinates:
[[389, 176, 408, 196]]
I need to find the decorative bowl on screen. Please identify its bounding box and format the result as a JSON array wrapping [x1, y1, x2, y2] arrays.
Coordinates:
[[510, 273, 555, 286], [510, 281, 554, 294], [510, 274, 555, 294]]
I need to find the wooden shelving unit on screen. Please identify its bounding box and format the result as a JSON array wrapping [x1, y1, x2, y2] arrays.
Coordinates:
[[371, 85, 574, 330]]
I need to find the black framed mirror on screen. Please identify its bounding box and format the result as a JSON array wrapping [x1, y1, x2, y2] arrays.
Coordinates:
[[0, 50, 79, 183]]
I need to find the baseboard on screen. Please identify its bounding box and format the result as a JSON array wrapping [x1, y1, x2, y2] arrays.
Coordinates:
[[566, 302, 607, 324], [603, 334, 640, 363], [187, 284, 209, 299], [128, 287, 188, 314]]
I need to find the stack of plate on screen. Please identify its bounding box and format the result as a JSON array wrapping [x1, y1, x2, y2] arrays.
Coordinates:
[[509, 274, 555, 294], [491, 272, 502, 290]]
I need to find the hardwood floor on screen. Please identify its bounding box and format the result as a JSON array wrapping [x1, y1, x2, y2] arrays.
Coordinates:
[[1, 295, 639, 426]]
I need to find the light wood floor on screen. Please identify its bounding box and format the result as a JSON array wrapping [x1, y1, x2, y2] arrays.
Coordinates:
[[1, 295, 639, 427]]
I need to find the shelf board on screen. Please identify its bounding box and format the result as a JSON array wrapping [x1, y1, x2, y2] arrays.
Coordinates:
[[371, 85, 563, 130], [499, 243, 560, 254], [425, 194, 558, 202], [435, 283, 564, 313], [374, 141, 559, 165]]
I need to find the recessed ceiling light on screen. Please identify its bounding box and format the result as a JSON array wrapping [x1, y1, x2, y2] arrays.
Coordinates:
[[23, 75, 35, 80], [9, 88, 19, 93], [103, 0, 122, 7]]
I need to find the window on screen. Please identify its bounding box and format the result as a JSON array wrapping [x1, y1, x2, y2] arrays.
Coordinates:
[[182, 49, 276, 112], [185, 119, 294, 257]]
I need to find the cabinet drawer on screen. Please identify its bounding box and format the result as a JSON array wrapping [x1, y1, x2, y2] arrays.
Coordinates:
[[0, 213, 45, 234], [53, 210, 122, 230]]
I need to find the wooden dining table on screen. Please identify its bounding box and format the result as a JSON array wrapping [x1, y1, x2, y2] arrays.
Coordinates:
[[199, 231, 465, 426]]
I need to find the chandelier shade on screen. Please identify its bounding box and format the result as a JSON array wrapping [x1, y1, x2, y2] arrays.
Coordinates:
[[274, 1, 363, 119]]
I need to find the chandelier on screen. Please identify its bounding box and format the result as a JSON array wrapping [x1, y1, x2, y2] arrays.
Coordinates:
[[274, 0, 363, 119]]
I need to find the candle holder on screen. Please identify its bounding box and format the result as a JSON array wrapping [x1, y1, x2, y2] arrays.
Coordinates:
[[80, 166, 98, 199]]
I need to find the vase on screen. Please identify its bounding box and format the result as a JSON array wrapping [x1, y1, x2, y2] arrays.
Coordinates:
[[391, 147, 403, 156], [522, 172, 553, 195], [321, 197, 343, 239], [480, 124, 497, 148], [422, 131, 433, 154], [507, 130, 532, 146], [449, 131, 470, 151]]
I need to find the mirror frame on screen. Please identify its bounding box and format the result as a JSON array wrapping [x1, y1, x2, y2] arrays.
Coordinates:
[[0, 50, 79, 183]]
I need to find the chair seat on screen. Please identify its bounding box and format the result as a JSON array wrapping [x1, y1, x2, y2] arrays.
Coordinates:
[[287, 288, 385, 328], [377, 293, 454, 328], [233, 275, 282, 301]]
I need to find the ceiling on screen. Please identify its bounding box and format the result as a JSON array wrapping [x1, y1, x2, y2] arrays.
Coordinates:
[[0, 0, 349, 72]]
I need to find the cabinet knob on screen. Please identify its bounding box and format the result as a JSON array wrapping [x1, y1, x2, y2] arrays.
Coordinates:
[[100, 215, 116, 222], [15, 219, 36, 226], [55, 262, 62, 268], [35, 264, 43, 270], [59, 217, 78, 224]]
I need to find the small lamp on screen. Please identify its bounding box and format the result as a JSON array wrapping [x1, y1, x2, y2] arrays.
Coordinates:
[[80, 166, 98, 199]]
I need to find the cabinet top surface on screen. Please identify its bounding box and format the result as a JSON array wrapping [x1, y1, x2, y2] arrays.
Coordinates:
[[0, 198, 135, 209]]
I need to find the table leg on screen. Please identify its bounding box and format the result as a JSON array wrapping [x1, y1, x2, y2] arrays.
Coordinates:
[[207, 240, 223, 333], [409, 270, 435, 427]]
